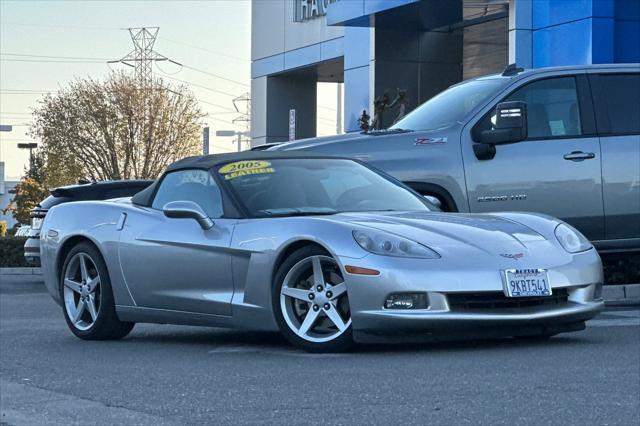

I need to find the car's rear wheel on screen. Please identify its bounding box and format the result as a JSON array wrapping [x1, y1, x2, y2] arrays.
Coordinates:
[[60, 242, 134, 340], [273, 246, 354, 352]]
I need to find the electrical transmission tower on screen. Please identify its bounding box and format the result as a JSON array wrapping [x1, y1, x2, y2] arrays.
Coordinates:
[[232, 92, 251, 150], [109, 27, 180, 88]]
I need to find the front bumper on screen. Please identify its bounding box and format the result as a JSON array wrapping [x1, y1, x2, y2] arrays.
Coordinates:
[[339, 249, 604, 344], [352, 300, 603, 343]]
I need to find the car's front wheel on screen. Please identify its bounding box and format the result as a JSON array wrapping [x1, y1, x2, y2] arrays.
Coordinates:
[[273, 246, 354, 352], [60, 242, 134, 340]]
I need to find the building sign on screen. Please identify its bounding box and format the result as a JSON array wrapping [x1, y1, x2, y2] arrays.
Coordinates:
[[202, 127, 210, 155], [294, 0, 337, 22], [289, 109, 296, 141]]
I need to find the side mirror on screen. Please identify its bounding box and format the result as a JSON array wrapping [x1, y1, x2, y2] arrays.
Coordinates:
[[423, 195, 442, 211], [473, 143, 497, 161], [478, 101, 528, 145], [163, 201, 214, 230]]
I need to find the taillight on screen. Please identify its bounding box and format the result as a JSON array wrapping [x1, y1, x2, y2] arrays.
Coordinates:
[[31, 217, 44, 230]]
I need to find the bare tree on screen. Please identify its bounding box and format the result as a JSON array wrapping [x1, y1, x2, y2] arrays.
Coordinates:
[[31, 72, 204, 186]]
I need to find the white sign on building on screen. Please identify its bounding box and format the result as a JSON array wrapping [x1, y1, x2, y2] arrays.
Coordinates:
[[294, 0, 337, 22], [289, 109, 296, 141]]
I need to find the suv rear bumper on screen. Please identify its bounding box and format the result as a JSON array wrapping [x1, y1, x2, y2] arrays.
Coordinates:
[[24, 235, 41, 266]]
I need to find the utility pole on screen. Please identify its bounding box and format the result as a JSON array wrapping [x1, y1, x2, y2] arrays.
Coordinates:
[[0, 125, 10, 195], [109, 27, 180, 89], [216, 130, 250, 152]]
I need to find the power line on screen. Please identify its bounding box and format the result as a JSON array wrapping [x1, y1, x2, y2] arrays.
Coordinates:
[[1, 22, 118, 31], [0, 138, 39, 142], [0, 90, 58, 94], [1, 58, 106, 63], [160, 73, 238, 98], [181, 64, 249, 88], [203, 115, 238, 126], [196, 98, 236, 113], [207, 111, 238, 116], [158, 36, 249, 63], [1, 52, 111, 60]]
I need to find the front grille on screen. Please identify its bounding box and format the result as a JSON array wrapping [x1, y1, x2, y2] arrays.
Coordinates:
[[447, 288, 569, 311]]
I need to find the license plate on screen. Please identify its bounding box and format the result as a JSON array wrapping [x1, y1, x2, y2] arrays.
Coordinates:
[[503, 269, 551, 297]]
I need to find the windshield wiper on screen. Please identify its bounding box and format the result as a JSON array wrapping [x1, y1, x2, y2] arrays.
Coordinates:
[[258, 208, 338, 218]]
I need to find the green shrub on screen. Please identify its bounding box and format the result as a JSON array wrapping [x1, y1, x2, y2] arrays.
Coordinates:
[[0, 221, 7, 238], [603, 255, 640, 285], [0, 237, 29, 267]]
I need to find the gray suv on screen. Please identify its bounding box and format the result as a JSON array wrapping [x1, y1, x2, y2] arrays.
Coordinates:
[[274, 64, 640, 253]]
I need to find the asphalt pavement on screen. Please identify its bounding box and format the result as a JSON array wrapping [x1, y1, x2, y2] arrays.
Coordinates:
[[1, 275, 639, 426]]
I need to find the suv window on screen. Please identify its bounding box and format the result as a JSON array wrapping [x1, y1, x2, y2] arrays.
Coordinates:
[[477, 76, 582, 140], [594, 73, 640, 135], [152, 169, 223, 218]]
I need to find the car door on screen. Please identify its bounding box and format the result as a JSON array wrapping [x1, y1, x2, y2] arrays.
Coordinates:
[[118, 168, 234, 316], [461, 73, 605, 241], [588, 71, 640, 242]]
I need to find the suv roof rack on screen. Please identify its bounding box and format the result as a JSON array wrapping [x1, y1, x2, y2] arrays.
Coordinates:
[[502, 63, 525, 76]]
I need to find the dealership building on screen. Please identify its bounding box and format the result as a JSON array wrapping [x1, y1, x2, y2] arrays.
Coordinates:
[[250, 0, 640, 145]]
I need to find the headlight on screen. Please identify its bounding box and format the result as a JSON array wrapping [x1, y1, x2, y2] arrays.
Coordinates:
[[352, 230, 440, 259], [554, 223, 592, 253]]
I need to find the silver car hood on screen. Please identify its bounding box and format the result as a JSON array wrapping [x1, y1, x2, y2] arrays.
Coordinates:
[[333, 212, 546, 255]]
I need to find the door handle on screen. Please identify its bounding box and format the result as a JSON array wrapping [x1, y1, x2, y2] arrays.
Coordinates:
[[563, 151, 595, 161]]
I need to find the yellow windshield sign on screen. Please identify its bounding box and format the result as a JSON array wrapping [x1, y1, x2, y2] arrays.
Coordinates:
[[218, 160, 274, 180]]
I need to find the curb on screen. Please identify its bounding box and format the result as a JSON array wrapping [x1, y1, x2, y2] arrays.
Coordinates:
[[603, 283, 640, 306], [0, 267, 42, 275]]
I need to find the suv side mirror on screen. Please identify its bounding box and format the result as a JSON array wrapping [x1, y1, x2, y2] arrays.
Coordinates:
[[163, 201, 214, 230], [423, 195, 442, 211], [479, 101, 528, 145]]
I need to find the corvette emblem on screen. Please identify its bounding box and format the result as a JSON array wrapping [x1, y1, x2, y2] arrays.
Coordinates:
[[500, 253, 524, 260]]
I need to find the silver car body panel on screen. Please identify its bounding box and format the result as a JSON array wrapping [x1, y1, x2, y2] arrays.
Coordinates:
[[40, 196, 603, 342]]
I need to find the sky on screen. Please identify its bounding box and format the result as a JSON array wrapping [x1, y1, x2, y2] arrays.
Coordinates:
[[0, 0, 337, 182]]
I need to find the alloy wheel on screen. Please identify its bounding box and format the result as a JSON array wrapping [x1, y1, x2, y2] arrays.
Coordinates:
[[280, 255, 351, 343], [63, 252, 102, 331]]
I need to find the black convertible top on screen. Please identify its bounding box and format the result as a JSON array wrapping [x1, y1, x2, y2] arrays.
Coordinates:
[[132, 151, 347, 207], [165, 150, 337, 172]]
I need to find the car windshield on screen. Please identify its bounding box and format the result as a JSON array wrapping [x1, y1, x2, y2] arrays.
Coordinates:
[[217, 158, 430, 217], [390, 78, 507, 131]]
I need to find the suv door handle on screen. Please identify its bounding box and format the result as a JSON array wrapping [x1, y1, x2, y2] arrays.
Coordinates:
[[563, 151, 595, 161]]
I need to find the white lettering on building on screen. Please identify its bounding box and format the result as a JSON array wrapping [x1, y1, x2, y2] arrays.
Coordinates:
[[294, 0, 337, 22]]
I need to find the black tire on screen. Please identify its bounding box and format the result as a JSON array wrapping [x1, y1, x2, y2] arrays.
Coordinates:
[[272, 245, 354, 353], [60, 242, 135, 340], [514, 333, 556, 341]]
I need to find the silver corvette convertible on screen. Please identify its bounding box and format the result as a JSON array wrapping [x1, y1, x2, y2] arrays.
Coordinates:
[[40, 152, 604, 352]]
